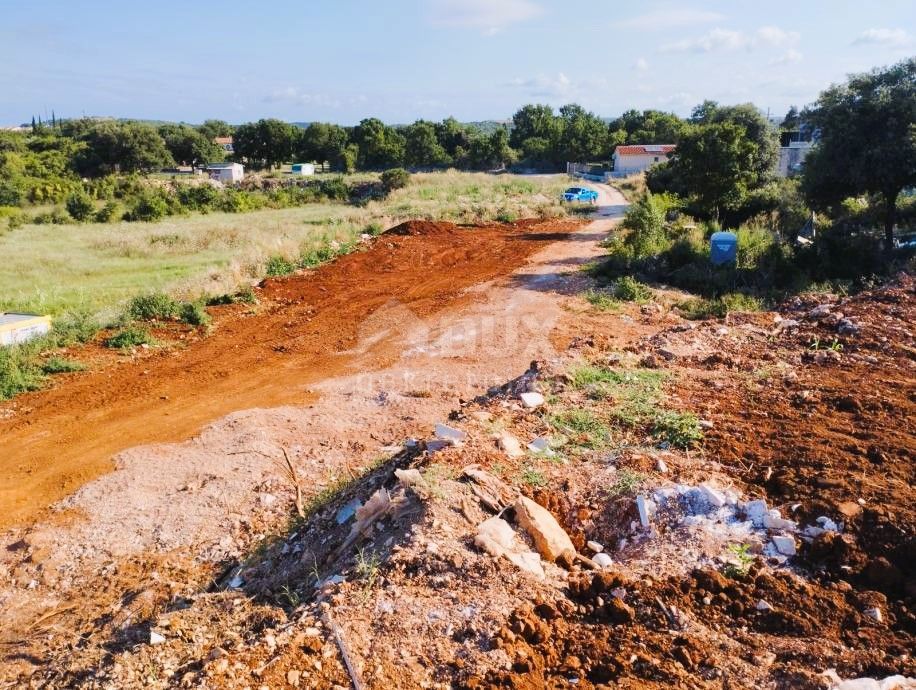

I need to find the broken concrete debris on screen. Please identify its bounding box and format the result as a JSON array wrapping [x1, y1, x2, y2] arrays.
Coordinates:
[[700, 483, 728, 508], [636, 495, 654, 529], [434, 423, 467, 444], [771, 535, 797, 556], [592, 553, 614, 569], [586, 540, 604, 553], [474, 516, 545, 579], [149, 631, 166, 645], [527, 437, 555, 456], [513, 496, 575, 564]]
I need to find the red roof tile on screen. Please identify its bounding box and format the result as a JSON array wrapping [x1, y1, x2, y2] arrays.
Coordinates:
[[615, 144, 676, 156]]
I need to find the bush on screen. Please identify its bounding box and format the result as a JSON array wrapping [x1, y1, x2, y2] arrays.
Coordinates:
[[94, 200, 120, 222], [614, 276, 652, 302], [105, 325, 153, 349], [32, 208, 73, 225], [127, 292, 179, 321], [653, 411, 703, 449], [125, 192, 169, 222], [41, 356, 86, 374], [380, 168, 411, 192], [677, 293, 763, 320], [179, 301, 210, 327], [65, 190, 95, 221], [265, 255, 297, 276], [0, 346, 45, 399]]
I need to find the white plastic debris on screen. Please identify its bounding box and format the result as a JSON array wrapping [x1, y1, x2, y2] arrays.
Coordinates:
[[335, 497, 362, 525], [817, 516, 840, 532], [771, 535, 797, 556], [519, 391, 545, 408], [821, 669, 916, 690], [587, 540, 604, 553], [864, 607, 883, 623], [149, 631, 166, 645], [527, 437, 556, 456]]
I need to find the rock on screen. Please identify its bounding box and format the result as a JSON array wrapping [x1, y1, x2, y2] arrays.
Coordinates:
[[658, 348, 677, 361], [756, 599, 773, 611], [837, 318, 860, 335], [864, 557, 903, 590], [435, 423, 466, 443], [605, 597, 635, 623], [863, 607, 883, 623], [656, 457, 668, 473], [743, 499, 768, 525], [287, 670, 301, 687], [586, 540, 604, 553], [837, 501, 863, 519], [475, 516, 544, 578], [425, 439, 452, 453], [497, 432, 524, 458], [636, 495, 653, 529], [808, 304, 833, 319], [698, 419, 714, 430], [700, 484, 727, 508], [771, 535, 797, 556], [519, 392, 545, 408], [527, 437, 555, 456], [394, 468, 425, 488], [763, 510, 796, 531], [593, 553, 614, 569], [149, 631, 166, 645], [513, 496, 575, 563], [258, 492, 278, 507]]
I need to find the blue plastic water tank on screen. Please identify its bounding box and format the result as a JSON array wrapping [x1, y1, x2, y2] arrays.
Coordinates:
[[710, 231, 738, 265]]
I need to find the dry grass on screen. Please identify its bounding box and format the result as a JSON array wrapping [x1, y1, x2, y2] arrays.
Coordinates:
[[0, 172, 570, 319]]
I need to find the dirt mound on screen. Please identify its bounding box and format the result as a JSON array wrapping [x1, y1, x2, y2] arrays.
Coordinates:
[[0, 217, 583, 530]]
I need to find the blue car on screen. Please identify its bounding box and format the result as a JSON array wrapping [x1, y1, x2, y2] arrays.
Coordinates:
[[563, 186, 598, 203]]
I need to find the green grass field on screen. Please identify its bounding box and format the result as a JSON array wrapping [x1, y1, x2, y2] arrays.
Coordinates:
[[0, 171, 570, 319]]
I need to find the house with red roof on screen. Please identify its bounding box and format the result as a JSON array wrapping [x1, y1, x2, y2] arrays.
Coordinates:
[[612, 144, 676, 175]]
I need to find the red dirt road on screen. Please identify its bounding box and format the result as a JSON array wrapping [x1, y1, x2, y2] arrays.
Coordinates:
[[0, 219, 581, 530]]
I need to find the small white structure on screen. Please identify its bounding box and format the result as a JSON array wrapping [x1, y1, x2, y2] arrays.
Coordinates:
[[291, 163, 315, 176], [214, 136, 234, 153], [206, 162, 244, 182], [612, 144, 676, 175], [0, 313, 52, 346], [777, 140, 814, 178]]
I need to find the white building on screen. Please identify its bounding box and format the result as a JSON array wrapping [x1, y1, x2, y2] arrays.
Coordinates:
[[612, 144, 676, 175], [0, 313, 52, 346], [206, 162, 244, 183], [291, 163, 315, 176], [777, 140, 814, 178]]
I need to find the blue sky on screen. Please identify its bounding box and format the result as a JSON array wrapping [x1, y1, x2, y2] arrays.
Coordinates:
[[1, 0, 913, 125]]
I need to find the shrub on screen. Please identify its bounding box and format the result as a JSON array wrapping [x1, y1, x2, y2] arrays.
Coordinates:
[[127, 293, 179, 321], [0, 346, 45, 399], [496, 209, 518, 223], [125, 192, 169, 222], [105, 325, 153, 349], [614, 276, 652, 302], [216, 189, 266, 213], [653, 411, 703, 449], [265, 255, 297, 276], [32, 208, 73, 225], [179, 301, 210, 327], [41, 357, 86, 374], [677, 292, 763, 320], [94, 200, 120, 222], [65, 191, 95, 221], [380, 168, 411, 192]]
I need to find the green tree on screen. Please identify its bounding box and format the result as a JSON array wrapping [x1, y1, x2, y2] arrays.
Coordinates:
[[509, 104, 559, 149], [74, 121, 174, 176], [434, 117, 474, 160], [198, 119, 234, 140], [468, 128, 516, 170], [65, 190, 95, 221], [801, 58, 916, 250], [404, 120, 451, 168], [689, 101, 778, 182], [159, 124, 223, 166], [233, 119, 297, 170], [556, 104, 609, 163], [781, 106, 800, 131], [353, 118, 405, 169], [665, 121, 758, 221], [608, 109, 685, 145], [297, 122, 351, 170]]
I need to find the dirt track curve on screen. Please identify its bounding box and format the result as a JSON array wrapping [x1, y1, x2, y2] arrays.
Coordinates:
[[0, 212, 599, 529]]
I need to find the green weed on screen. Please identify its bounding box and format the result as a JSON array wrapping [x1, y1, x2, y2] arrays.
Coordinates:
[[104, 325, 153, 349], [40, 357, 85, 374], [582, 289, 620, 311], [652, 410, 703, 449], [614, 276, 653, 302]]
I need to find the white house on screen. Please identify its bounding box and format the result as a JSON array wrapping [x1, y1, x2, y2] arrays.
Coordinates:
[[612, 144, 676, 175], [0, 313, 52, 346], [777, 140, 814, 177], [206, 162, 244, 182]]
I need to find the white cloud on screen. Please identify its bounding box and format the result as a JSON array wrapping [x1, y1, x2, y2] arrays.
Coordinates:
[[427, 0, 543, 34], [771, 48, 803, 65], [852, 28, 910, 47], [634, 57, 649, 72], [263, 87, 342, 108], [505, 72, 609, 101], [615, 8, 725, 31], [661, 26, 799, 53]]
